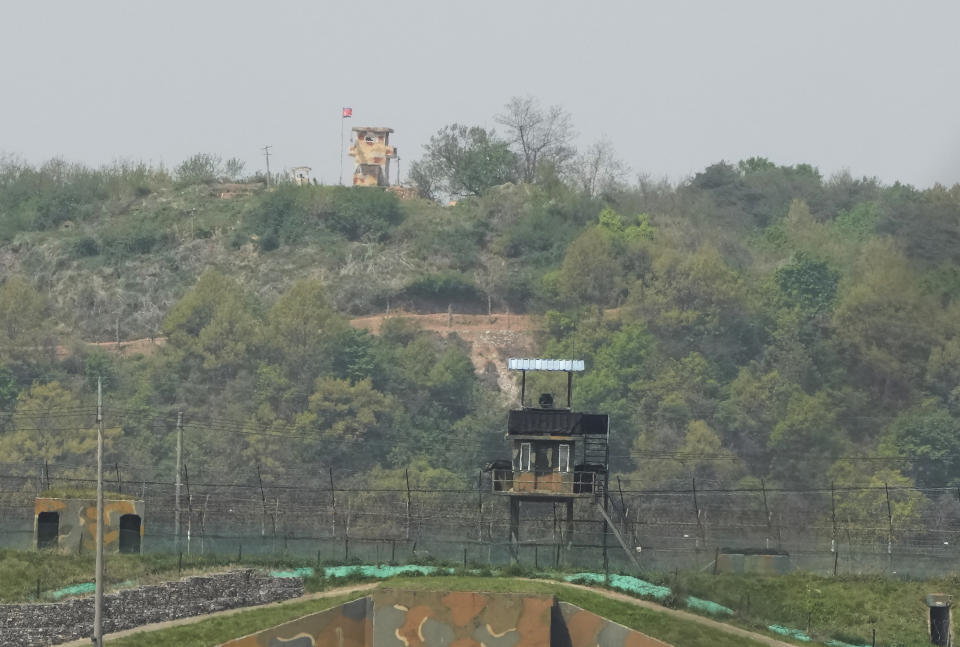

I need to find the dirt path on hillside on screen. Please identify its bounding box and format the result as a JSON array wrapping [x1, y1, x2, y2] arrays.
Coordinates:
[[350, 312, 539, 394], [57, 582, 380, 646], [58, 577, 792, 647]]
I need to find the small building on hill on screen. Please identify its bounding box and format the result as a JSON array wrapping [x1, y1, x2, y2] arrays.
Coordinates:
[[35, 497, 144, 554], [348, 127, 397, 186]]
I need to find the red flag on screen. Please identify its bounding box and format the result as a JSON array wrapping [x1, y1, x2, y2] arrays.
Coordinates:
[[342, 107, 353, 118]]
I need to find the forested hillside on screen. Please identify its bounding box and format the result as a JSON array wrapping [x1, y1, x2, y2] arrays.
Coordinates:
[[3, 109, 960, 500]]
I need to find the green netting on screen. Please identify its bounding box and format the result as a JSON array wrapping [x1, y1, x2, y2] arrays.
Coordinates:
[[49, 582, 95, 599], [564, 572, 671, 600], [769, 624, 812, 641], [685, 595, 734, 615], [269, 567, 315, 578], [824, 640, 870, 647]]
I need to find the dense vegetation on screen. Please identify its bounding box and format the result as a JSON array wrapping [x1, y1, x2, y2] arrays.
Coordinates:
[[2, 98, 960, 504]]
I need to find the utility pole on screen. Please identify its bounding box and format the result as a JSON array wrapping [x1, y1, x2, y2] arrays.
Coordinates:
[[339, 114, 346, 185], [261, 145, 272, 187], [175, 411, 183, 552], [94, 376, 104, 646]]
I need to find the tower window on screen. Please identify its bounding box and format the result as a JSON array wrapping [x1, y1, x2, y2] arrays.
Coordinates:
[[364, 135, 376, 144], [520, 443, 531, 471], [558, 444, 570, 473]]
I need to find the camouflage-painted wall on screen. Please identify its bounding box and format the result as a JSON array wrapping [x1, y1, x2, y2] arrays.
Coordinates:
[[715, 553, 791, 575], [556, 602, 672, 647], [34, 498, 144, 554], [221, 597, 372, 647], [373, 589, 553, 647], [220, 590, 674, 647]]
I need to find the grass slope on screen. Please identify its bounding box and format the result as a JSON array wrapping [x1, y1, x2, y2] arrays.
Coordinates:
[[108, 592, 362, 647], [673, 571, 939, 647]]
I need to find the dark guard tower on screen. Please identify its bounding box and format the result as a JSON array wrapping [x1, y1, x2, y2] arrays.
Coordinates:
[[488, 358, 609, 562]]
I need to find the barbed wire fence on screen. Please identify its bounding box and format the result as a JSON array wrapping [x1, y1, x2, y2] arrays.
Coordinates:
[[3, 458, 960, 579]]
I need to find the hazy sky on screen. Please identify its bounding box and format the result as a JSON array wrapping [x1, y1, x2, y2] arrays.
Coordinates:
[[2, 1, 959, 188]]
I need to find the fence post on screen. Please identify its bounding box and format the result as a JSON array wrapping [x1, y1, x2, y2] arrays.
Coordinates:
[[692, 477, 704, 552], [884, 482, 894, 572], [328, 467, 337, 539], [477, 470, 483, 544], [405, 469, 412, 540], [256, 464, 267, 539], [618, 477, 627, 526], [761, 478, 771, 551], [832, 481, 839, 575], [831, 481, 838, 554]]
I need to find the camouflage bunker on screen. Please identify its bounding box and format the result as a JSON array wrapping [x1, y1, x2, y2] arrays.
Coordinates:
[[34, 497, 144, 554], [221, 589, 672, 647]]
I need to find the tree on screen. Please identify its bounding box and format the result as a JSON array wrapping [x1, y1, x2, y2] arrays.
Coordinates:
[[572, 138, 628, 197], [0, 276, 55, 371], [767, 390, 845, 484], [774, 252, 840, 315], [162, 270, 260, 377], [260, 280, 351, 416], [174, 153, 222, 187], [264, 280, 347, 373], [557, 227, 624, 306], [294, 377, 394, 467], [828, 462, 925, 544], [831, 238, 942, 403], [496, 96, 575, 183], [629, 419, 743, 488], [885, 403, 960, 487], [0, 382, 120, 465], [408, 124, 518, 199]]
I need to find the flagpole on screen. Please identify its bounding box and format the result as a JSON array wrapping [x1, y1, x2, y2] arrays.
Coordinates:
[[339, 111, 344, 185]]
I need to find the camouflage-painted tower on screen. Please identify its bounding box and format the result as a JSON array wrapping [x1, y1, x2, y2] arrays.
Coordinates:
[[487, 359, 609, 562], [348, 127, 397, 186]]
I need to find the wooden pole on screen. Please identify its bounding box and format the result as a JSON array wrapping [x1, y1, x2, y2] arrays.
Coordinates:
[[93, 377, 104, 646], [175, 411, 182, 551]]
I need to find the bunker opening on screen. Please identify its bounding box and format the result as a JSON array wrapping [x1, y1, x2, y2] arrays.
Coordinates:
[[119, 514, 141, 553], [930, 606, 950, 646], [37, 511, 59, 549]]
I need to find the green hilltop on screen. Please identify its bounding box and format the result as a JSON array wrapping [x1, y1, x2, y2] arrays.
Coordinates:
[[2, 138, 960, 504]]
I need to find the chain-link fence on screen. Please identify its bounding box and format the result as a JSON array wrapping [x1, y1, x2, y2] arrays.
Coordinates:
[[3, 460, 960, 578]]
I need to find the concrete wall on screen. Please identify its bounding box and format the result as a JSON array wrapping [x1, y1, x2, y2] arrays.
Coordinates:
[[0, 569, 302, 647], [222, 597, 373, 647], [373, 589, 553, 647], [221, 590, 673, 647], [556, 602, 671, 647], [34, 497, 144, 554]]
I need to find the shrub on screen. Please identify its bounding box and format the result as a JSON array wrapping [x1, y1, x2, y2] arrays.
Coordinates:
[[403, 271, 484, 305], [69, 235, 100, 258], [244, 185, 314, 247], [327, 187, 403, 241], [174, 153, 221, 187], [100, 219, 173, 261]]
